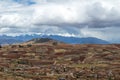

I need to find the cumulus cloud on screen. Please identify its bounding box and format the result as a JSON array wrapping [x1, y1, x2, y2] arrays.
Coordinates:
[[0, 0, 120, 43]]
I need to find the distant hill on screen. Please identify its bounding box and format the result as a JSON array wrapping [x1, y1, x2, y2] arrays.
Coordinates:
[[27, 38, 63, 44], [29, 38, 54, 43], [0, 35, 110, 44], [44, 35, 110, 44]]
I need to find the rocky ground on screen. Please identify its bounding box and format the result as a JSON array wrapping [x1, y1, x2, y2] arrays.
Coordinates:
[[0, 43, 120, 80]]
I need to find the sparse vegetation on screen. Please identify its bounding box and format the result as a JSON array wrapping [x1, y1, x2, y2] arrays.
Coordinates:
[[0, 43, 119, 80], [27, 44, 32, 47], [52, 42, 58, 46]]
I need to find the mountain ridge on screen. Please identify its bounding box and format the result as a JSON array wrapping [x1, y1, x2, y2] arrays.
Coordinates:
[[0, 35, 110, 44]]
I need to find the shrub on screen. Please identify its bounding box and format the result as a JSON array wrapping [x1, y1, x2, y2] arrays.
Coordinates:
[[52, 42, 58, 46], [27, 44, 32, 47]]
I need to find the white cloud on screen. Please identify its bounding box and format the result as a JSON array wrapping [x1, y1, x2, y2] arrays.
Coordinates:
[[0, 0, 120, 43]]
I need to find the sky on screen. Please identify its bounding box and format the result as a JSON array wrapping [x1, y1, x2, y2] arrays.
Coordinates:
[[0, 0, 120, 43]]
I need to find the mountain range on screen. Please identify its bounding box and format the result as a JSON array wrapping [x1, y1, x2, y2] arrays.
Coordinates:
[[0, 34, 110, 45]]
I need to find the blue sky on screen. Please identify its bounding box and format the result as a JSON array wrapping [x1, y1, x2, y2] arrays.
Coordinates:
[[0, 0, 120, 43]]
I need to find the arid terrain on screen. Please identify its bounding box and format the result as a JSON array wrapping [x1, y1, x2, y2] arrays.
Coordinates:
[[0, 41, 120, 80]]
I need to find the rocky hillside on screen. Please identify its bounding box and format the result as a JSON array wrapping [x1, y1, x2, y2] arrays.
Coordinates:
[[27, 38, 63, 44], [0, 43, 119, 80]]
